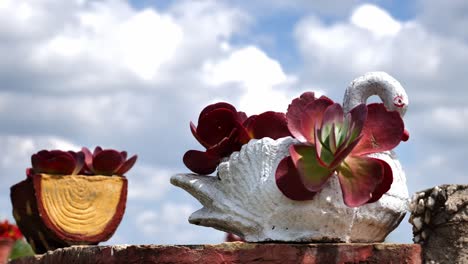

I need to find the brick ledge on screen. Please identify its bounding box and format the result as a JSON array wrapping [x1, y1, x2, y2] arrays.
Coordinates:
[[10, 242, 422, 264]]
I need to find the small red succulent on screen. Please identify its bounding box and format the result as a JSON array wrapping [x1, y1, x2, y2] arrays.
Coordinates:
[[27, 150, 84, 178], [81, 147, 138, 176], [184, 102, 291, 174], [26, 147, 137, 177], [275, 92, 408, 207], [0, 220, 23, 241]]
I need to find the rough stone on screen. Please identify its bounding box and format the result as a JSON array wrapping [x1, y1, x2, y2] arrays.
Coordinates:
[[409, 184, 468, 264], [10, 243, 422, 264]]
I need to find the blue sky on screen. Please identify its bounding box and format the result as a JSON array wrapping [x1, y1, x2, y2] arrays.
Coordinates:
[[1, 0, 467, 245]]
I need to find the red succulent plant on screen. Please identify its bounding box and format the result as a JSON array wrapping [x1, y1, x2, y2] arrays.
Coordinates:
[[184, 102, 291, 174], [26, 147, 137, 177], [0, 220, 22, 241], [275, 92, 407, 207], [81, 147, 137, 176], [27, 150, 84, 178]]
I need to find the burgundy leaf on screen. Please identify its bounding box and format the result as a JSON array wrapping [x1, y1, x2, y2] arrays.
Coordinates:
[[190, 122, 210, 148], [286, 92, 333, 142], [31, 150, 77, 175], [275, 157, 316, 201], [190, 121, 211, 148], [93, 149, 124, 175], [207, 127, 243, 158], [93, 146, 103, 156], [237, 111, 248, 123], [348, 104, 368, 141], [246, 111, 291, 140], [115, 155, 138, 175], [81, 147, 94, 172], [287, 92, 321, 142], [367, 159, 393, 203], [71, 151, 85, 175], [199, 102, 237, 120], [196, 109, 239, 147], [183, 150, 220, 175], [336, 156, 385, 207], [26, 168, 34, 178], [352, 103, 404, 155]]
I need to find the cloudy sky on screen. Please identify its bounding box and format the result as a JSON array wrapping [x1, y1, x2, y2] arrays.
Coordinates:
[[1, 0, 467, 245]]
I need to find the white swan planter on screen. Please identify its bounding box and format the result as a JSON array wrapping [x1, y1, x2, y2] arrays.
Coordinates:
[[172, 72, 409, 242]]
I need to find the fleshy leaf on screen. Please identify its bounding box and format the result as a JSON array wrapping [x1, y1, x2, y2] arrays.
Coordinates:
[[321, 103, 344, 130], [245, 111, 291, 140], [190, 122, 210, 148], [93, 149, 124, 175], [70, 151, 85, 175], [286, 92, 333, 142], [347, 104, 368, 143], [196, 109, 239, 147], [31, 150, 77, 175], [115, 155, 138, 175], [93, 146, 103, 156], [298, 99, 335, 143], [336, 156, 385, 207], [81, 147, 94, 172], [114, 155, 138, 176], [367, 159, 393, 203], [237, 111, 248, 123], [289, 144, 335, 192], [275, 157, 316, 200], [26, 168, 34, 178], [206, 127, 243, 157], [352, 103, 404, 155], [183, 150, 220, 175], [199, 102, 237, 120]]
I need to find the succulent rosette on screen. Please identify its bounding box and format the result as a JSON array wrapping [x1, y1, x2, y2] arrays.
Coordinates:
[[27, 150, 85, 178], [184, 102, 291, 174], [81, 147, 138, 176], [275, 92, 407, 207], [26, 147, 137, 177]]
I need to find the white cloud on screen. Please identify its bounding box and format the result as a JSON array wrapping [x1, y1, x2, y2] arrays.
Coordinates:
[[38, 8, 183, 81], [431, 107, 468, 132], [203, 46, 295, 115], [418, 0, 468, 42], [134, 203, 217, 244], [295, 9, 440, 80], [350, 4, 401, 37], [128, 165, 173, 200], [0, 135, 79, 169]]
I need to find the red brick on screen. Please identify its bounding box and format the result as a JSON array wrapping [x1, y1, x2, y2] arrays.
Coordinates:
[[10, 243, 421, 264]]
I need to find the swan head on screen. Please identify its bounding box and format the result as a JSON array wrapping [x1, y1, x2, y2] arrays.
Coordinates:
[[343, 72, 408, 117]]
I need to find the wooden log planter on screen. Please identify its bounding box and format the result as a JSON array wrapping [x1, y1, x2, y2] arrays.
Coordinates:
[[10, 174, 127, 254]]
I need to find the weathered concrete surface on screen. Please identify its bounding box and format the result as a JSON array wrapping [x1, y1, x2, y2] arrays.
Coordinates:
[[409, 184, 468, 264], [10, 243, 421, 264]]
